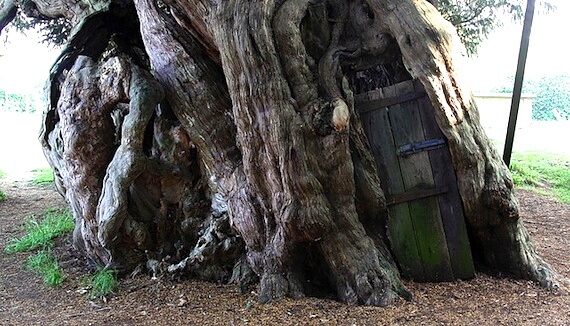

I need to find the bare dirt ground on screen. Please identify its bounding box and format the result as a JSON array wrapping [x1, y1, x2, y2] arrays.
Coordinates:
[[0, 180, 569, 326]]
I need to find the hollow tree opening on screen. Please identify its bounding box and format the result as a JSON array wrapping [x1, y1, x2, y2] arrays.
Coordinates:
[[0, 0, 560, 307]]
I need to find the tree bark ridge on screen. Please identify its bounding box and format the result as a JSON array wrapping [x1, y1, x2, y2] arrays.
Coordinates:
[[369, 0, 557, 287], [0, 0, 16, 33], [12, 0, 559, 308]]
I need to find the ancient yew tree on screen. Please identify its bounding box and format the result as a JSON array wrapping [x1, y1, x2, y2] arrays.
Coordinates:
[[0, 0, 560, 306]]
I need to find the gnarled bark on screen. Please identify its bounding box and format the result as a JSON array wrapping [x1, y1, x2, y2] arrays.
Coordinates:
[[369, 0, 557, 287], [1, 0, 560, 307], [0, 0, 16, 33]]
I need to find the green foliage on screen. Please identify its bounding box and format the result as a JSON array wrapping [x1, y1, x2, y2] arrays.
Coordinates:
[[31, 168, 54, 185], [4, 209, 74, 253], [2, 0, 555, 55], [511, 152, 570, 203], [26, 248, 64, 286], [88, 269, 118, 299], [439, 0, 504, 56], [0, 89, 38, 113], [8, 13, 71, 46], [493, 75, 570, 121], [531, 75, 570, 121], [438, 0, 556, 56], [0, 170, 6, 200]]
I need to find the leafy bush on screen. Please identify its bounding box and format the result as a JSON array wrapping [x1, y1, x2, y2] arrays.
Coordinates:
[[494, 75, 570, 121], [0, 89, 38, 113], [531, 75, 570, 121]]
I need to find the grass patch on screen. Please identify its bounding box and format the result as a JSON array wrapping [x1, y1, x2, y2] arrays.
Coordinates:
[[4, 207, 119, 296], [88, 268, 118, 299], [510, 152, 570, 203], [4, 208, 73, 287], [26, 248, 64, 286], [31, 167, 54, 185], [0, 169, 5, 201], [4, 209, 74, 254]]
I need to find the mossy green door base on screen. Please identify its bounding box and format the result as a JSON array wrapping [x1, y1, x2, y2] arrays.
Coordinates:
[[357, 79, 475, 282]]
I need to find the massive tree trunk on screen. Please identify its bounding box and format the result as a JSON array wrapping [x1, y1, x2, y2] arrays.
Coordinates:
[[1, 0, 559, 305]]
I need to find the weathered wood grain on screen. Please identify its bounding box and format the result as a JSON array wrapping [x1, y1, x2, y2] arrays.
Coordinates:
[[5, 0, 555, 308]]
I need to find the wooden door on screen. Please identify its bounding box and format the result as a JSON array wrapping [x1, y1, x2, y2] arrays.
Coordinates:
[[356, 79, 474, 282]]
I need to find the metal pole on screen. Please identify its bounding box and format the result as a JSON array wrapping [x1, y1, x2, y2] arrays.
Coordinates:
[[503, 0, 536, 166]]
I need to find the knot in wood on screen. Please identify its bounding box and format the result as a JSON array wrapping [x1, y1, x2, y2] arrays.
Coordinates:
[[332, 98, 350, 133]]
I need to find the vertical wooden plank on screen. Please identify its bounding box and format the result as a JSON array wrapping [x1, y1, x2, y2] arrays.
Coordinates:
[[388, 80, 454, 281], [414, 80, 475, 279], [359, 87, 424, 280]]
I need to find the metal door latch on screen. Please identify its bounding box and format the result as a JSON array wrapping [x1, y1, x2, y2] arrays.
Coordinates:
[[397, 138, 446, 157]]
